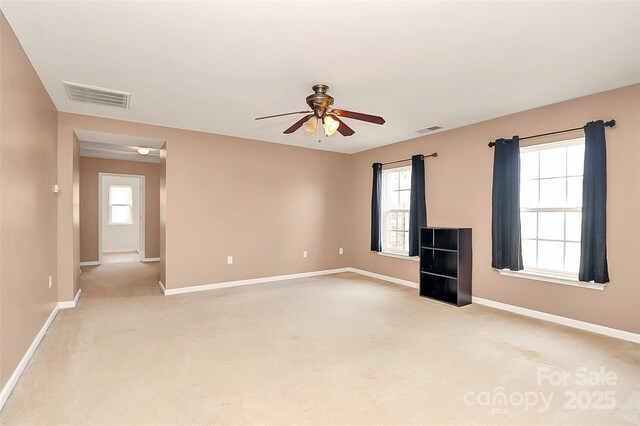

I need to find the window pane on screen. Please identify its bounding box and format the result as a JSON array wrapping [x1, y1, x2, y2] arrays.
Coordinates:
[[567, 144, 585, 176], [538, 241, 564, 271], [109, 186, 132, 205], [567, 177, 582, 207], [566, 212, 582, 242], [387, 191, 399, 209], [538, 212, 564, 240], [539, 147, 566, 178], [111, 205, 132, 224], [386, 172, 399, 191], [387, 231, 397, 248], [520, 212, 537, 239], [522, 239, 537, 268], [540, 178, 566, 207], [386, 212, 397, 231], [565, 242, 581, 273], [397, 231, 406, 251], [397, 211, 406, 231], [521, 151, 539, 180], [399, 190, 410, 209], [399, 170, 411, 190], [521, 180, 539, 208], [403, 212, 410, 231]]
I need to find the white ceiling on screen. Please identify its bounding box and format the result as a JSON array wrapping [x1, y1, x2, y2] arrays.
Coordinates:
[[3, 1, 639, 154], [76, 130, 163, 163]]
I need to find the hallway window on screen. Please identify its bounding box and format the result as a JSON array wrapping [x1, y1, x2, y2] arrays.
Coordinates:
[[109, 185, 133, 225]]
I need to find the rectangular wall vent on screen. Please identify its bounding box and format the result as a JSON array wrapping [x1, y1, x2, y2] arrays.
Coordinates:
[[63, 81, 131, 109], [416, 125, 442, 134]]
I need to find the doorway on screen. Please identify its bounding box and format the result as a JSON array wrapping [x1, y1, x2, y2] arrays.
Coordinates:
[[98, 173, 145, 264]]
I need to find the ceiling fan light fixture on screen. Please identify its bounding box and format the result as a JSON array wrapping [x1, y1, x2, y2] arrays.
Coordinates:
[[137, 147, 150, 155], [303, 117, 318, 134], [323, 115, 340, 136]]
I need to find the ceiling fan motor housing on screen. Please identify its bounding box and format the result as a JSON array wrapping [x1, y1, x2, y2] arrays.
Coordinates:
[[306, 84, 334, 118]]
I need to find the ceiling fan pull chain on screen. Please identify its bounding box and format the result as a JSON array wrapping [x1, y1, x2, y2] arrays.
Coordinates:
[[317, 120, 323, 143]]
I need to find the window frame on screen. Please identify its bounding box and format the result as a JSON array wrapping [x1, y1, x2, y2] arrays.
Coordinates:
[[108, 184, 134, 225], [499, 137, 604, 290], [381, 165, 412, 257], [519, 138, 584, 278]]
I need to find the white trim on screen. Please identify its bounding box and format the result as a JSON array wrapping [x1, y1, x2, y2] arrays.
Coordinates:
[[142, 257, 160, 263], [80, 261, 101, 266], [377, 252, 419, 262], [0, 305, 59, 410], [348, 267, 418, 289], [99, 173, 145, 263], [102, 248, 139, 253], [158, 280, 166, 294], [472, 296, 639, 344], [58, 289, 82, 309], [162, 268, 351, 296], [498, 269, 605, 290]]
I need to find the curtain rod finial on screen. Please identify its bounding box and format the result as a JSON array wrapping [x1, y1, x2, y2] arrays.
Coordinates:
[[604, 119, 616, 127]]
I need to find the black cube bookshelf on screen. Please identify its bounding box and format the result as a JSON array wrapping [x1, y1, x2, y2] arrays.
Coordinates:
[[419, 227, 472, 306]]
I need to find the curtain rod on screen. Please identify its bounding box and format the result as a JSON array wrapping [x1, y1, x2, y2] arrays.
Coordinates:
[[487, 119, 616, 148], [381, 152, 438, 166]]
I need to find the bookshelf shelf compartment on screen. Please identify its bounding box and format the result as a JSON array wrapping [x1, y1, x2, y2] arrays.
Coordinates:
[[419, 227, 472, 307]]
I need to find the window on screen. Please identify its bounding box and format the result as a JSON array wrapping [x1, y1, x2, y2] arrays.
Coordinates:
[[382, 166, 411, 255], [520, 138, 584, 277], [109, 185, 133, 225]]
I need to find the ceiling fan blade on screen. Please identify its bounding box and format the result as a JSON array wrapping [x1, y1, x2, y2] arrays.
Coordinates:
[[330, 115, 355, 136], [283, 114, 314, 134], [331, 109, 385, 125], [255, 111, 311, 120]]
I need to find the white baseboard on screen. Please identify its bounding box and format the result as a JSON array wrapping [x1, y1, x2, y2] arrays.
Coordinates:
[[102, 248, 138, 253], [58, 289, 82, 309], [472, 296, 639, 344], [142, 257, 160, 263], [162, 268, 350, 296], [0, 304, 58, 410], [0, 288, 83, 411], [344, 268, 638, 344], [80, 261, 101, 266], [348, 267, 418, 289], [158, 280, 166, 294]]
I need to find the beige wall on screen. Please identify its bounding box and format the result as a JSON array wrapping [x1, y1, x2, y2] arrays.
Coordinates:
[[0, 13, 59, 388], [79, 157, 161, 261], [164, 129, 351, 288], [348, 84, 640, 334]]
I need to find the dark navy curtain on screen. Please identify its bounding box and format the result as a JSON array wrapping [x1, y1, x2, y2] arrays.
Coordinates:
[[408, 155, 427, 256], [491, 137, 523, 270], [370, 163, 382, 252], [579, 121, 609, 283]]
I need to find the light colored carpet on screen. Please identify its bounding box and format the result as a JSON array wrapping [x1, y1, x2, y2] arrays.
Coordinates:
[[1, 262, 638, 425], [101, 251, 140, 264]]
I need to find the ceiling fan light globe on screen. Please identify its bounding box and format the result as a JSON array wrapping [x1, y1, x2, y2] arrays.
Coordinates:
[[303, 117, 317, 134], [323, 115, 340, 136]]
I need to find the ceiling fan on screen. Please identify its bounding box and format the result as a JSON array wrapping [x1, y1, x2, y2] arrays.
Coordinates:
[[255, 84, 385, 140]]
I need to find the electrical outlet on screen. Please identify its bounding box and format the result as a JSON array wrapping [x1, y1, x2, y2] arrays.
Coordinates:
[[227, 256, 233, 265], [339, 248, 344, 255], [48, 275, 53, 289], [303, 251, 308, 258]]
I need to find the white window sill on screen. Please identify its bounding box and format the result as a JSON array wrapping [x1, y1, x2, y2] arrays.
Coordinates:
[[377, 252, 419, 262], [108, 222, 134, 226], [497, 269, 606, 291]]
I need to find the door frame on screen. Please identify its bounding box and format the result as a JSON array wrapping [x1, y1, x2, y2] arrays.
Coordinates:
[[98, 172, 146, 263]]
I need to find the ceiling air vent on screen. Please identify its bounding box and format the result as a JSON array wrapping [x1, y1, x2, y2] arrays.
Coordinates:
[[415, 125, 442, 134], [63, 81, 131, 109]]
